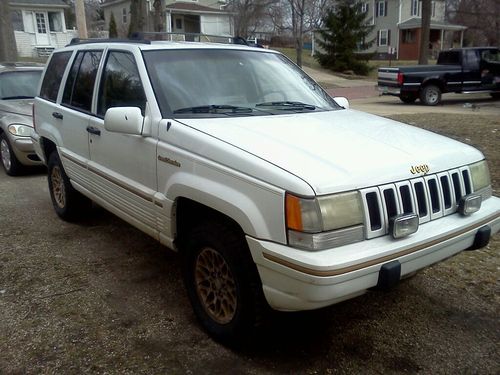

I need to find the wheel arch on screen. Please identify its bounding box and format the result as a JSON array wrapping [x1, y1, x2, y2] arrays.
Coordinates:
[[421, 77, 445, 92], [167, 178, 283, 248], [39, 136, 58, 162]]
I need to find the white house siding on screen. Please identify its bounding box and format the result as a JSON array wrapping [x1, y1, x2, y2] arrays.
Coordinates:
[[102, 0, 131, 37], [200, 14, 231, 36], [400, 0, 446, 23], [15, 30, 78, 58]]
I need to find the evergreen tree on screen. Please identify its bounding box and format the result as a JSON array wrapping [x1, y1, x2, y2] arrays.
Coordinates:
[[109, 12, 118, 38], [315, 1, 374, 75]]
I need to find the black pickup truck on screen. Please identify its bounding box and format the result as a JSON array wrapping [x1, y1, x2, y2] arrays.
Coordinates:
[[377, 47, 500, 105]]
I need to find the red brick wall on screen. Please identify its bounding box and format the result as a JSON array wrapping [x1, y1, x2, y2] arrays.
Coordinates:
[[399, 28, 421, 60]]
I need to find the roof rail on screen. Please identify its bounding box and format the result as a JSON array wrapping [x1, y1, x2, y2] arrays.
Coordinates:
[[67, 37, 151, 46], [132, 32, 248, 45]]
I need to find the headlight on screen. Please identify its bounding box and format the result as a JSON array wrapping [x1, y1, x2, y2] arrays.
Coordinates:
[[8, 124, 32, 137], [285, 191, 364, 251], [469, 160, 491, 191]]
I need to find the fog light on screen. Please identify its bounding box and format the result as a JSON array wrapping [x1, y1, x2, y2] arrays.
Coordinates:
[[389, 214, 419, 239], [458, 194, 482, 216]]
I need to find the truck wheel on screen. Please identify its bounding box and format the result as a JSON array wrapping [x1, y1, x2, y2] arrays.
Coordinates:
[[491, 93, 500, 100], [0, 133, 24, 176], [182, 220, 267, 345], [47, 151, 91, 221], [420, 85, 441, 106], [400, 92, 417, 104]]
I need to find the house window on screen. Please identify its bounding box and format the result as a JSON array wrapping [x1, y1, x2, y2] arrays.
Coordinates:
[[411, 0, 419, 16], [361, 2, 369, 13], [402, 29, 416, 43], [122, 8, 127, 24], [377, 1, 387, 17], [176, 18, 183, 30], [10, 10, 24, 31], [35, 13, 47, 33], [431, 1, 436, 17], [48, 12, 63, 32], [379, 29, 389, 46]]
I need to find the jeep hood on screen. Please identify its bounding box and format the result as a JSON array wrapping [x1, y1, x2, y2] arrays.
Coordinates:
[[178, 110, 483, 195]]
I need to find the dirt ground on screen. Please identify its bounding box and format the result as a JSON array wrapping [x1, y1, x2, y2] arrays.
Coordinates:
[[0, 113, 499, 374]]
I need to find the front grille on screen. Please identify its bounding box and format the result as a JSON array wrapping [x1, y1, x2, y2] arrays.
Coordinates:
[[361, 167, 479, 239]]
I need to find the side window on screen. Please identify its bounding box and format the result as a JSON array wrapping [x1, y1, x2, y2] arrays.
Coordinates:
[[40, 51, 72, 102], [62, 50, 102, 112], [97, 51, 146, 117]]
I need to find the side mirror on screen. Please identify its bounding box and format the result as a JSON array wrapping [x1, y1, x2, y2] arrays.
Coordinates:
[[333, 97, 350, 109], [104, 107, 144, 135]]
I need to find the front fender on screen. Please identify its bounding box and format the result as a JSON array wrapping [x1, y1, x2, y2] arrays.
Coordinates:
[[165, 171, 285, 242]]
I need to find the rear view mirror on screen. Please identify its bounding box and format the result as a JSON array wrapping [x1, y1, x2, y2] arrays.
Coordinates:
[[104, 107, 144, 135]]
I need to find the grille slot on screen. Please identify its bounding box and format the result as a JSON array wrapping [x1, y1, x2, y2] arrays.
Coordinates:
[[366, 192, 382, 231], [361, 167, 474, 239]]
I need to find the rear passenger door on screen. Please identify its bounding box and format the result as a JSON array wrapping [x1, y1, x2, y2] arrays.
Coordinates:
[[58, 49, 103, 182], [87, 49, 159, 238]]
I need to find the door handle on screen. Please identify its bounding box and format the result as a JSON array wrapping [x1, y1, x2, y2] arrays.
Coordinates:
[[86, 126, 101, 136], [52, 112, 63, 119]]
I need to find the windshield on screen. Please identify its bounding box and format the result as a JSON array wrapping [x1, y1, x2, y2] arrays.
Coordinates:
[[143, 49, 340, 118], [0, 70, 42, 99]]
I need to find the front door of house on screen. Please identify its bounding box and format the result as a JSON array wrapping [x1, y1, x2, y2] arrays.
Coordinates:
[[34, 12, 50, 45], [173, 15, 185, 33]]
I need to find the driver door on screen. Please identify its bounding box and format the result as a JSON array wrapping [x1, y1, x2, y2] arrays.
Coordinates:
[[87, 50, 159, 238]]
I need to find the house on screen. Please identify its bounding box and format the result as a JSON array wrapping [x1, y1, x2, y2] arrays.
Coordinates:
[[360, 0, 466, 59], [101, 0, 234, 40], [9, 0, 78, 58]]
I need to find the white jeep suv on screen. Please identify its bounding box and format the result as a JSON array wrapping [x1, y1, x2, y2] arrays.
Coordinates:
[[32, 39, 500, 343]]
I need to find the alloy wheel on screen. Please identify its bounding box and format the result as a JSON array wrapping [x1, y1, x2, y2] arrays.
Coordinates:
[[195, 247, 237, 324], [0, 139, 11, 171], [51, 166, 66, 208]]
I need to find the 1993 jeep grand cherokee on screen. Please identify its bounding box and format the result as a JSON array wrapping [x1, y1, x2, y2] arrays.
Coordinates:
[[32, 39, 500, 343]]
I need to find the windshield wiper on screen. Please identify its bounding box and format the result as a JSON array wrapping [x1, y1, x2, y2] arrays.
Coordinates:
[[255, 101, 317, 111], [173, 104, 254, 114], [1, 95, 34, 100]]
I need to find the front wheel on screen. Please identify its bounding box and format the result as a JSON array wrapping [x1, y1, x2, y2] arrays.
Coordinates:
[[182, 221, 267, 345], [420, 84, 442, 106], [47, 151, 91, 221], [0, 133, 24, 176], [490, 92, 500, 100]]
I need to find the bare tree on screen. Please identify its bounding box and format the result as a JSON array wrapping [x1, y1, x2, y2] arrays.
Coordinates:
[[229, 0, 274, 38], [153, 0, 163, 32], [418, 0, 431, 65], [0, 1, 17, 61], [288, 0, 307, 66], [451, 0, 500, 46]]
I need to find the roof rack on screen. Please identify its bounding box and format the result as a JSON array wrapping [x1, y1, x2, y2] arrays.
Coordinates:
[[67, 37, 151, 46], [132, 32, 248, 45]]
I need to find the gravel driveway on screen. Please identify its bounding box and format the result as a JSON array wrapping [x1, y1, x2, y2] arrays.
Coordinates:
[[0, 112, 498, 374]]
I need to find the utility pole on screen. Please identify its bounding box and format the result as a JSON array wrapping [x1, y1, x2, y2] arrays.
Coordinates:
[[0, 1, 17, 61], [418, 0, 431, 64], [75, 0, 88, 39]]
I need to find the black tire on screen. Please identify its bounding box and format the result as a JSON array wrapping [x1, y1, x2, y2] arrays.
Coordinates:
[[0, 132, 25, 176], [490, 92, 500, 100], [420, 84, 441, 106], [47, 151, 91, 221], [182, 220, 267, 345], [399, 92, 417, 104]]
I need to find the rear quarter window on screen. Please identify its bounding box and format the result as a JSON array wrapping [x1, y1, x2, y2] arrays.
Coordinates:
[[39, 51, 73, 102], [437, 51, 461, 65]]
